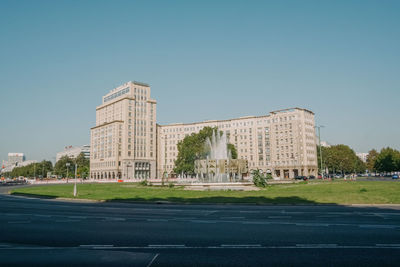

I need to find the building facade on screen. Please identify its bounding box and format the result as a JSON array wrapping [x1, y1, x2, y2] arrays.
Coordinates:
[[356, 152, 368, 163], [56, 145, 90, 162], [90, 81, 157, 180], [8, 153, 25, 165], [1, 153, 27, 174], [157, 108, 318, 179]]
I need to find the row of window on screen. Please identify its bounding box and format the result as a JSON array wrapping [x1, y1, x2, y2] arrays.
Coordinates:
[[104, 87, 130, 103]]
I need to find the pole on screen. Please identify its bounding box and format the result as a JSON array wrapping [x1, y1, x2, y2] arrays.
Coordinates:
[[315, 125, 324, 178], [73, 163, 77, 197], [318, 127, 322, 177], [66, 163, 70, 183]]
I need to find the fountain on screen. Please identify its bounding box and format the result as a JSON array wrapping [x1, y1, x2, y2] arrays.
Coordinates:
[[194, 130, 248, 183]]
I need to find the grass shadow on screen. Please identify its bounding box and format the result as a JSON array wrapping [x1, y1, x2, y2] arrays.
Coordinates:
[[11, 192, 60, 199]]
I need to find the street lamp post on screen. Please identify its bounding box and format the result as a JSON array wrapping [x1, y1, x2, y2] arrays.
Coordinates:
[[315, 125, 325, 177], [73, 163, 77, 197], [66, 163, 70, 183]]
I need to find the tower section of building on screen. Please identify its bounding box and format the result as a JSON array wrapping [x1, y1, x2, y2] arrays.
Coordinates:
[[90, 81, 157, 180]]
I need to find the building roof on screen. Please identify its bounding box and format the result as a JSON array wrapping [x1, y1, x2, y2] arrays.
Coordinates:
[[158, 107, 313, 127]]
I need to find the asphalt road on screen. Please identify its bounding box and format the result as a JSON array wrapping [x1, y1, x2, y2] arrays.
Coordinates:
[[1, 188, 400, 266]]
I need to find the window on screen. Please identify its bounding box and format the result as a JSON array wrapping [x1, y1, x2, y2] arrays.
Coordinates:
[[104, 87, 130, 102]]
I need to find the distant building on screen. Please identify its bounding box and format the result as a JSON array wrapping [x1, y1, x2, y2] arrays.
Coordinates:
[[356, 152, 368, 163], [8, 153, 25, 165], [1, 153, 31, 174], [319, 141, 331, 148], [56, 145, 90, 162]]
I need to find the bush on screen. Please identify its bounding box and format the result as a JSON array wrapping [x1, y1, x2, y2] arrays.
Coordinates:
[[168, 182, 175, 188], [139, 180, 148, 186], [252, 169, 268, 188]]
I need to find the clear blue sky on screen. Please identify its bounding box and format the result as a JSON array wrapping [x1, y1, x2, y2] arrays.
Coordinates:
[[1, 0, 399, 163]]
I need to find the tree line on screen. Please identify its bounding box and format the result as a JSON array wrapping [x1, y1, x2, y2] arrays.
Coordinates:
[[4, 153, 90, 179], [366, 147, 400, 173], [54, 153, 90, 178], [5, 160, 53, 178], [318, 145, 400, 175], [318, 145, 366, 174]]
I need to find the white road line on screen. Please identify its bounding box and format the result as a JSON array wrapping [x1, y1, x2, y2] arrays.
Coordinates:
[[268, 216, 292, 219], [221, 244, 262, 248], [220, 217, 245, 219], [148, 245, 186, 248], [34, 214, 52, 218], [7, 221, 31, 224], [147, 253, 159, 267], [295, 223, 329, 227], [79, 244, 114, 248], [296, 244, 338, 248]]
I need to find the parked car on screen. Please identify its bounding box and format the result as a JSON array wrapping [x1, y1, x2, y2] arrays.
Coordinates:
[[295, 176, 307, 180], [392, 175, 399, 179], [308, 175, 316, 179]]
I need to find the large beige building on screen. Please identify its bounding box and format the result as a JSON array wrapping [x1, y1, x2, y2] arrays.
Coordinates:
[[90, 81, 157, 180], [90, 81, 318, 180], [157, 108, 318, 179]]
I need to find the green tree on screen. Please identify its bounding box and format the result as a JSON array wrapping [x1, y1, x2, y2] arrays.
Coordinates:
[[227, 143, 238, 159], [54, 156, 75, 178], [76, 153, 90, 178], [9, 160, 53, 178], [174, 127, 237, 175], [366, 149, 379, 173], [38, 160, 53, 178], [374, 147, 400, 173], [322, 144, 365, 174]]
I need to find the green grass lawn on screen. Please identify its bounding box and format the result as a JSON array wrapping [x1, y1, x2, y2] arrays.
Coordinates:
[[10, 180, 400, 204]]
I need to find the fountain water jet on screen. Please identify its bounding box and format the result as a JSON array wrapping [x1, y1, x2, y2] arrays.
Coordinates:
[[194, 130, 248, 183]]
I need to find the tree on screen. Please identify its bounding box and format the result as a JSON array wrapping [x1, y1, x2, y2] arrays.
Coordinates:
[[76, 153, 90, 178], [321, 144, 365, 174], [366, 149, 379, 173], [9, 160, 53, 178], [54, 156, 75, 178], [374, 147, 400, 173], [227, 144, 238, 159], [174, 127, 237, 175], [54, 153, 90, 178], [38, 160, 53, 178]]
